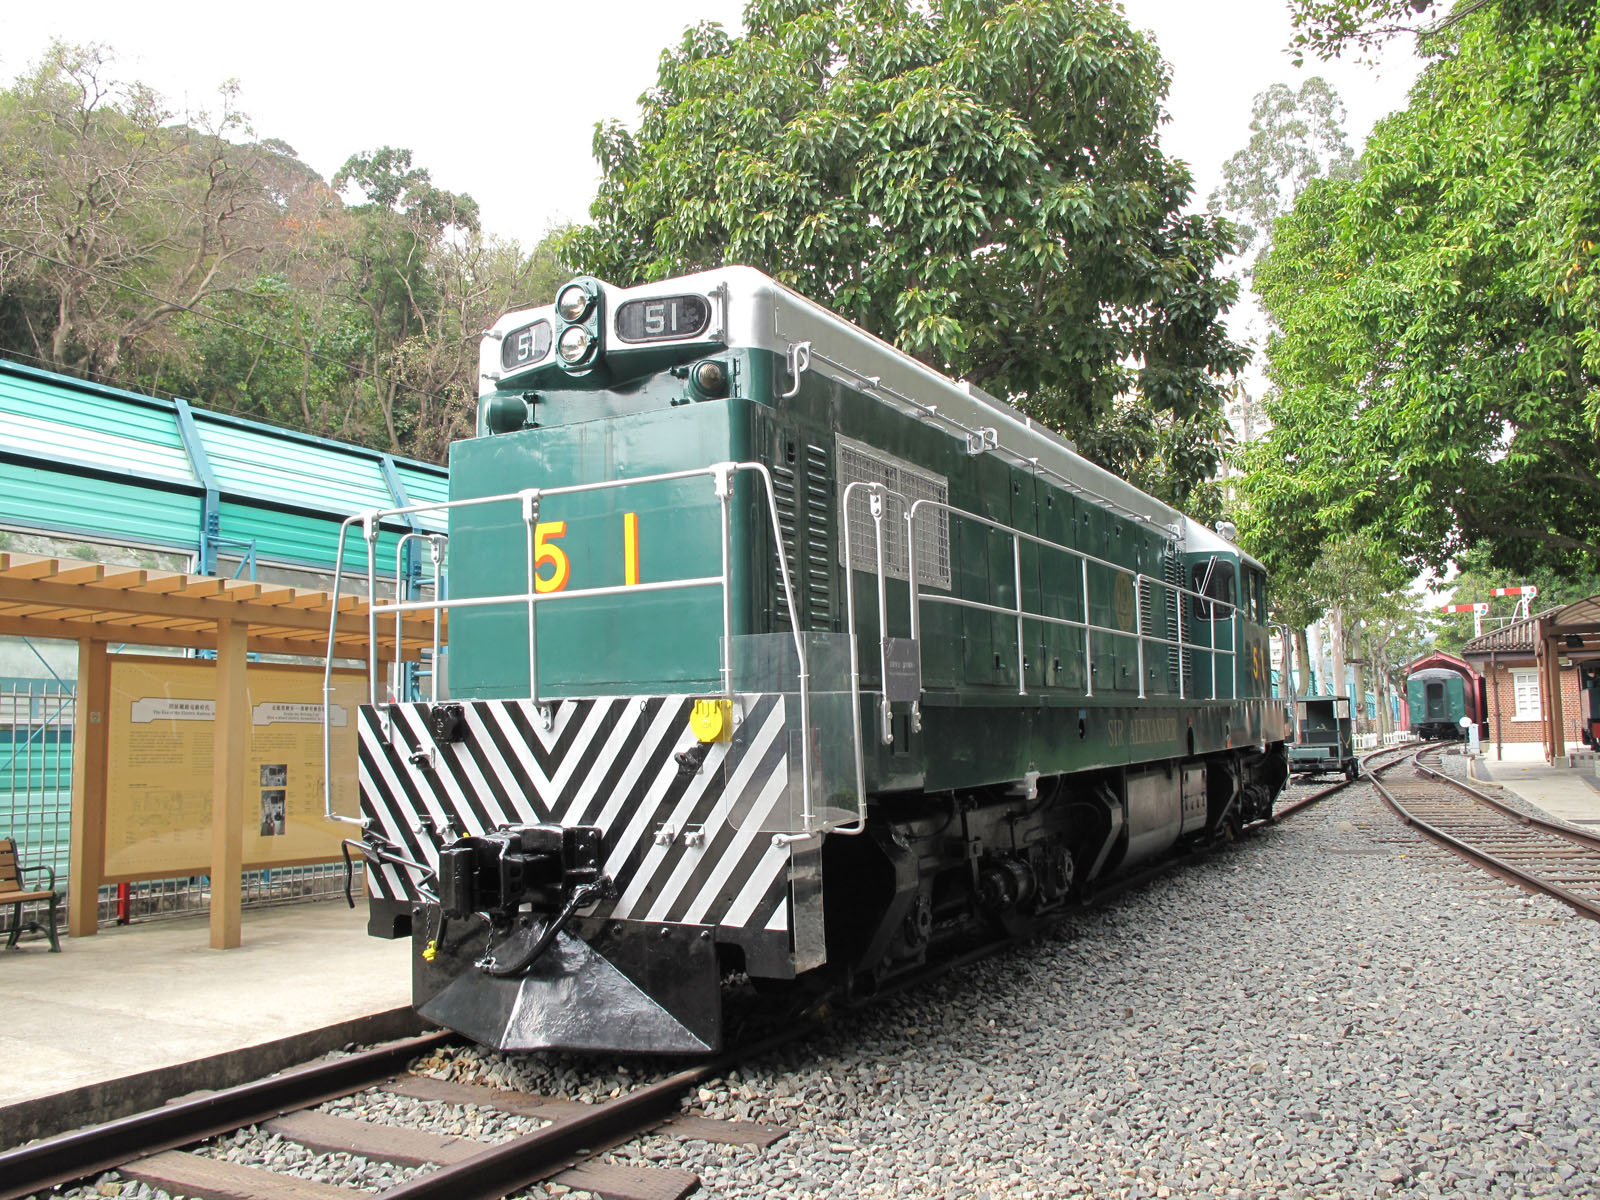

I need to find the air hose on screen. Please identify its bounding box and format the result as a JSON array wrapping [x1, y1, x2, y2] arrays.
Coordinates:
[[476, 880, 609, 978]]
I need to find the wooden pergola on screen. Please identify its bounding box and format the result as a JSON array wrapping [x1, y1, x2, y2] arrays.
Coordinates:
[[0, 551, 438, 949]]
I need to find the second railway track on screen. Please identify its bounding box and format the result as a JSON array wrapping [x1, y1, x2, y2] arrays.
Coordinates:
[[1370, 744, 1600, 921]]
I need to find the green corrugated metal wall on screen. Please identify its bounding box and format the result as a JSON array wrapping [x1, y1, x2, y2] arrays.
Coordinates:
[[0, 358, 447, 570]]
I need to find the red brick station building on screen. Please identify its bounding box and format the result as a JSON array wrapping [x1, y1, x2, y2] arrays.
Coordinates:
[[1462, 595, 1600, 762]]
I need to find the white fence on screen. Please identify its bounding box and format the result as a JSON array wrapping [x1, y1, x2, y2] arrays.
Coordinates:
[[1355, 731, 1418, 750]]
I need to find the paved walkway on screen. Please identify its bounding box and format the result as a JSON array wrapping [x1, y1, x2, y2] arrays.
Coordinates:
[[1470, 752, 1600, 826], [0, 900, 413, 1144]]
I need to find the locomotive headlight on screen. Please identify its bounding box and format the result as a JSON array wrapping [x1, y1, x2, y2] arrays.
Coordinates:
[[691, 359, 730, 398], [556, 284, 592, 321], [557, 325, 593, 363]]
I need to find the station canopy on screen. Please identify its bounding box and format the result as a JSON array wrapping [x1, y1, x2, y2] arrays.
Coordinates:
[[1546, 596, 1600, 649]]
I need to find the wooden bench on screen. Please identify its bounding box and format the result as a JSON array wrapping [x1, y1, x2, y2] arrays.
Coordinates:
[[2, 837, 62, 952]]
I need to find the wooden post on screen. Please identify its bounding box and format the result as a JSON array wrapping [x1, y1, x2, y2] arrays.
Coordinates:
[[1544, 627, 1566, 762], [67, 638, 110, 937], [210, 618, 248, 949]]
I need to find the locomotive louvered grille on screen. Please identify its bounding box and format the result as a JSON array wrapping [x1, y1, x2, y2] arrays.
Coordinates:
[[770, 442, 834, 631], [1164, 548, 1186, 691], [772, 458, 801, 629], [837, 435, 951, 589], [1138, 551, 1157, 690], [803, 443, 833, 627]]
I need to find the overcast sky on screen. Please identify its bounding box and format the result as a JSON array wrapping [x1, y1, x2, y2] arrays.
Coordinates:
[[2, 1, 1421, 250]]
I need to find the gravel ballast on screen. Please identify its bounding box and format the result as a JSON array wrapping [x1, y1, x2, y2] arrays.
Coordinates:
[[48, 758, 1600, 1199]]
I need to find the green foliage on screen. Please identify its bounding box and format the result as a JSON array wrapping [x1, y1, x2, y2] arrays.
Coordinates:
[[1287, 0, 1592, 63], [1238, 2, 1600, 583], [1286, 0, 1450, 64], [0, 43, 562, 462], [568, 0, 1246, 496], [1064, 394, 1233, 526]]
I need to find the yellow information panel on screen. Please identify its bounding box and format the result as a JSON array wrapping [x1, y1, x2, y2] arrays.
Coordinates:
[[104, 657, 365, 879]]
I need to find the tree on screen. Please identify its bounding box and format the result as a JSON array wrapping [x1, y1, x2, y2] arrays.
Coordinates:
[[331, 146, 481, 452], [567, 0, 1246, 494], [1239, 3, 1600, 582], [1299, 533, 1427, 728], [1066, 394, 1233, 526], [1207, 77, 1357, 274], [1208, 78, 1360, 692], [1285, 0, 1589, 64], [0, 45, 565, 464], [0, 42, 280, 379]]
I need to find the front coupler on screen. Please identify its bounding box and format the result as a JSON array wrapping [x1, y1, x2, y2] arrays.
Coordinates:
[[414, 821, 721, 1053]]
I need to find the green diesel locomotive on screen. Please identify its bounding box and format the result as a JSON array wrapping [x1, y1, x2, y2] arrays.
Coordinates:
[[348, 267, 1291, 1053]]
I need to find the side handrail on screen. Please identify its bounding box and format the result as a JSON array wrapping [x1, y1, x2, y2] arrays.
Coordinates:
[[394, 531, 447, 705], [900, 497, 1238, 702], [324, 462, 854, 841]]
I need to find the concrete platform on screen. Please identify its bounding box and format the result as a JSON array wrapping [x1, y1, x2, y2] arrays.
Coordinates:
[[0, 900, 418, 1148], [1469, 752, 1600, 827]]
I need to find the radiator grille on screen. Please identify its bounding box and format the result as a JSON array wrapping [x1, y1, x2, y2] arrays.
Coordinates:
[[837, 436, 950, 590], [1164, 547, 1186, 692]]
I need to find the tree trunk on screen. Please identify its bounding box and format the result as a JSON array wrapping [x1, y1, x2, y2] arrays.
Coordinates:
[[1326, 605, 1347, 706], [1294, 627, 1313, 698]]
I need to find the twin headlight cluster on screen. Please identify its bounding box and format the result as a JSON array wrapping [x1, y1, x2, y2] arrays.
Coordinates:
[[554, 280, 601, 368], [485, 280, 731, 433]]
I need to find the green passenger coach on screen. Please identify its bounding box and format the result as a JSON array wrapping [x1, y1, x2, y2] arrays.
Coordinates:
[[344, 266, 1292, 1053]]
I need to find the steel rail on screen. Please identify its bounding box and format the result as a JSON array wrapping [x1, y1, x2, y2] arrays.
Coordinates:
[[1367, 747, 1600, 923], [1270, 742, 1417, 822], [1410, 752, 1600, 853], [0, 1031, 453, 1200], [370, 1025, 806, 1200]]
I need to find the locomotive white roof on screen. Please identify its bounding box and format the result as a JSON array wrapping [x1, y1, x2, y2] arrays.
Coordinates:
[[483, 266, 1256, 567]]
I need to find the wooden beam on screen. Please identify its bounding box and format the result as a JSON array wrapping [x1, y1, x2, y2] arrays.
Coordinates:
[[67, 639, 110, 938], [0, 555, 63, 579], [130, 573, 189, 596], [84, 568, 149, 590], [210, 618, 247, 950], [0, 614, 395, 660], [0, 575, 414, 640], [178, 579, 228, 598], [49, 564, 105, 585]]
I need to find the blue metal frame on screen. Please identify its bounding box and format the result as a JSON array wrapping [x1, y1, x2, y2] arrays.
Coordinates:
[[172, 395, 222, 575]]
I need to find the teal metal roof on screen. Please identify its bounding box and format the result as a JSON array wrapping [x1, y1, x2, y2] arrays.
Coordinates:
[[0, 358, 447, 575]]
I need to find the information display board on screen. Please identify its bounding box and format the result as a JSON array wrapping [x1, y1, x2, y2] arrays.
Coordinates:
[[104, 657, 365, 879]]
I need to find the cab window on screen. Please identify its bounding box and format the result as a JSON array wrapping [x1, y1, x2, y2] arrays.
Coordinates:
[[1191, 558, 1237, 619], [1243, 567, 1267, 624]]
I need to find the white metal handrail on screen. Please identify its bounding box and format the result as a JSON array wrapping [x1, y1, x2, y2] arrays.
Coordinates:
[[838, 487, 1241, 738], [323, 461, 866, 839], [394, 531, 447, 705]]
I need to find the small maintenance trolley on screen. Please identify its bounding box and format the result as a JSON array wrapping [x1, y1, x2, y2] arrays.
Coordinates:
[[1290, 696, 1358, 780]]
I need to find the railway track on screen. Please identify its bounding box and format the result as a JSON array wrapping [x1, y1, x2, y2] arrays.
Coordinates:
[[1367, 744, 1600, 921], [1270, 740, 1419, 821], [0, 1027, 792, 1200], [6, 749, 1422, 1200]]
